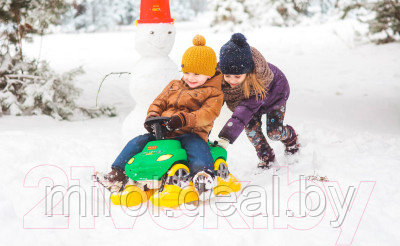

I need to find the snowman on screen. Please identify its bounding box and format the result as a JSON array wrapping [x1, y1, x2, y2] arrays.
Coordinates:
[[122, 0, 181, 142]]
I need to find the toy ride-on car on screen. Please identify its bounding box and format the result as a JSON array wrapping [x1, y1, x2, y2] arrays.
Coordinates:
[[110, 116, 241, 208]]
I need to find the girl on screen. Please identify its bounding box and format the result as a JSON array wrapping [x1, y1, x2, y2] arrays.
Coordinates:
[[216, 33, 299, 169]]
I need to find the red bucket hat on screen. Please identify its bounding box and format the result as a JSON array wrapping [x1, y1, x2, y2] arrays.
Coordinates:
[[136, 0, 174, 24]]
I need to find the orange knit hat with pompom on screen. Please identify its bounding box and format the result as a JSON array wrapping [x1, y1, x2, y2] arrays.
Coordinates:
[[181, 35, 217, 77]]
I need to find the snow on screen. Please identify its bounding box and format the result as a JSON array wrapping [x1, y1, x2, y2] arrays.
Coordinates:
[[1, 20, 400, 245]]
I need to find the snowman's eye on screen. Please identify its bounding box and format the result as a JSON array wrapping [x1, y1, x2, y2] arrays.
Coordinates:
[[168, 31, 172, 34], [150, 31, 154, 34]]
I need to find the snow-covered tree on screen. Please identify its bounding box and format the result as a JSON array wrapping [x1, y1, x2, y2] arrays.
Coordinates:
[[61, 0, 202, 32], [0, 0, 71, 54], [62, 0, 134, 32], [259, 0, 309, 27], [171, 0, 196, 21], [188, 0, 208, 16], [0, 0, 116, 119], [113, 0, 139, 25], [209, 0, 315, 30], [341, 0, 400, 43], [369, 0, 400, 43], [209, 0, 251, 31]]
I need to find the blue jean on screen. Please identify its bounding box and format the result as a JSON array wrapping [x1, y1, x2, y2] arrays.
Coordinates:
[[112, 133, 214, 176]]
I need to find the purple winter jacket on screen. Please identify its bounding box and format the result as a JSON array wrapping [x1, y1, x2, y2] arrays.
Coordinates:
[[218, 62, 290, 144]]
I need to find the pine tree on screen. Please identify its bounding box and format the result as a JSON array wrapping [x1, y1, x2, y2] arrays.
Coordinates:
[[369, 0, 400, 43], [188, 0, 207, 16], [171, 0, 195, 21], [259, 0, 308, 26], [209, 0, 313, 30], [0, 0, 116, 119], [209, 0, 251, 31], [62, 0, 201, 32], [341, 0, 400, 43]]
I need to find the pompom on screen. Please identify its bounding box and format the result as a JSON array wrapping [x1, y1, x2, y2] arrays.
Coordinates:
[[230, 33, 247, 47], [193, 35, 206, 46]]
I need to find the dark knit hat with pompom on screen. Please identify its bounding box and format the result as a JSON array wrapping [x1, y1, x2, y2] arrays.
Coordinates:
[[219, 33, 254, 75]]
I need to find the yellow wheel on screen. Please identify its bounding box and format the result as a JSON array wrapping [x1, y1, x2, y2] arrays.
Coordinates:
[[213, 159, 241, 196], [151, 164, 197, 208], [214, 159, 229, 180], [166, 164, 190, 188]]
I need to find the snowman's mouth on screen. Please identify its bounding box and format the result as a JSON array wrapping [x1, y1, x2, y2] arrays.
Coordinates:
[[149, 42, 166, 50]]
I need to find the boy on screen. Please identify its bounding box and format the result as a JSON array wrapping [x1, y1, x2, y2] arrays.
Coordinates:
[[96, 35, 223, 197]]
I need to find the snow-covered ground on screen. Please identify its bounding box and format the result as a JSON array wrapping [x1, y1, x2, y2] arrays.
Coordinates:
[[1, 20, 400, 245]]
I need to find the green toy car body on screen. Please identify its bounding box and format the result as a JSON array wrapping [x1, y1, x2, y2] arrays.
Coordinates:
[[123, 117, 227, 189]]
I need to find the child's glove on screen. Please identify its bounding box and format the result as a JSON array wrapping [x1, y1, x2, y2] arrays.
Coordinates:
[[144, 122, 153, 133], [166, 113, 186, 131], [215, 138, 230, 149], [144, 112, 160, 133]]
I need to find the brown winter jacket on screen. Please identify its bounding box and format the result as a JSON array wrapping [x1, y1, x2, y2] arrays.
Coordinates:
[[147, 71, 224, 142]]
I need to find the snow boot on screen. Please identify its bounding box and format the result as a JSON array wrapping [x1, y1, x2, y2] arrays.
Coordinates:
[[95, 168, 128, 192], [257, 151, 276, 169], [282, 126, 300, 155]]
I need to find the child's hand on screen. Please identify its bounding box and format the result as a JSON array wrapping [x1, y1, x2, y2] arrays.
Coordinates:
[[144, 112, 160, 133], [166, 113, 186, 131], [215, 138, 230, 149]]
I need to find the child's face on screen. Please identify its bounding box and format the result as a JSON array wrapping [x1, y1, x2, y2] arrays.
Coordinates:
[[224, 74, 246, 87], [183, 73, 211, 88]]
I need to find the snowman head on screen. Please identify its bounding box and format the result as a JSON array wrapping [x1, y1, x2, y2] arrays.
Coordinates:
[[134, 23, 176, 57]]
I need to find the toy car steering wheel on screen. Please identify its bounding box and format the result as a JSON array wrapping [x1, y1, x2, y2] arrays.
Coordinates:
[[145, 116, 171, 140]]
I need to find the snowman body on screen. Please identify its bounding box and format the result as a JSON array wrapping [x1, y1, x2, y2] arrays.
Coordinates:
[[122, 23, 180, 142]]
